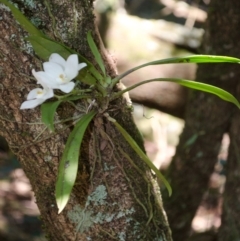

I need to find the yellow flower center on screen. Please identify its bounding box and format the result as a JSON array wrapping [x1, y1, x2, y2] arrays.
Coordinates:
[[37, 90, 43, 95], [59, 73, 67, 83]]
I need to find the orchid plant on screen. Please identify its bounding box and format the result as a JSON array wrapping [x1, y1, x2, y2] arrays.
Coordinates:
[[2, 0, 240, 214]]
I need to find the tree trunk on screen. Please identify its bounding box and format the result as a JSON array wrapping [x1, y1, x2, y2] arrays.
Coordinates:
[[162, 0, 240, 240], [219, 111, 240, 241], [0, 1, 172, 240]]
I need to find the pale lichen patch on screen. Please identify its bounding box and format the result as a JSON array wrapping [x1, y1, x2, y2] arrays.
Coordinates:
[[0, 3, 10, 12], [67, 205, 94, 233], [86, 184, 107, 206], [44, 155, 52, 162], [30, 17, 43, 27], [68, 184, 140, 238], [19, 0, 36, 9]]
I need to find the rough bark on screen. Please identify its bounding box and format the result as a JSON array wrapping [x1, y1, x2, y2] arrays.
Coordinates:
[[162, 0, 240, 241], [0, 1, 172, 240]]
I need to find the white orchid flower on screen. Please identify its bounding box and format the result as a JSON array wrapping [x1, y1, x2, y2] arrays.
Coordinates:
[[20, 87, 54, 109], [33, 54, 87, 93]]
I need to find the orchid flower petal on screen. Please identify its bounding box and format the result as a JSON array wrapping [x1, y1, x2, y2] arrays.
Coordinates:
[[59, 82, 75, 93], [78, 63, 87, 71], [49, 53, 66, 68], [44, 88, 54, 99], [64, 54, 79, 81], [33, 70, 59, 89], [32, 70, 53, 88], [20, 98, 45, 109], [32, 69, 44, 84], [43, 62, 64, 77], [31, 54, 87, 96], [27, 87, 53, 100], [27, 88, 45, 100]]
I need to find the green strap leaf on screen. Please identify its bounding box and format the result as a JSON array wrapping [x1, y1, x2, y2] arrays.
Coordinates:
[[112, 55, 240, 84], [26, 36, 73, 61], [55, 111, 96, 213], [113, 78, 240, 109], [41, 101, 62, 131], [41, 95, 93, 131], [59, 95, 92, 102], [113, 120, 172, 196], [76, 70, 97, 86], [171, 79, 240, 108], [27, 36, 90, 67], [87, 31, 106, 77], [155, 55, 240, 64], [0, 0, 44, 37]]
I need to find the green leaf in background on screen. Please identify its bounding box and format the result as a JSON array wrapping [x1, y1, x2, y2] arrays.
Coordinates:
[[0, 0, 44, 37], [183, 133, 199, 148], [113, 78, 240, 109], [87, 31, 106, 77], [41, 101, 62, 131], [112, 120, 172, 196], [55, 111, 96, 213], [112, 55, 240, 84]]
